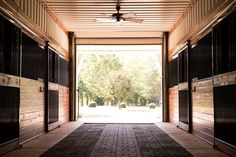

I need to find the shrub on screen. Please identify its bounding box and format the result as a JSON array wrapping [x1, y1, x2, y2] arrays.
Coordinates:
[[95, 96, 105, 106], [120, 103, 126, 108], [148, 103, 156, 109], [88, 101, 97, 107]]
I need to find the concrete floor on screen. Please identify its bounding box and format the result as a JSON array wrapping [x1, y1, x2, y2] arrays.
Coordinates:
[[155, 123, 229, 157], [2, 122, 229, 157]]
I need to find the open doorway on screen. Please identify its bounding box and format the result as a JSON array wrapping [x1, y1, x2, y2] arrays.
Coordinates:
[[76, 45, 162, 123]]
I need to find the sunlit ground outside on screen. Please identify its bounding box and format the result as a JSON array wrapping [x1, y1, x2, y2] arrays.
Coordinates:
[[77, 45, 162, 123], [79, 106, 162, 123]]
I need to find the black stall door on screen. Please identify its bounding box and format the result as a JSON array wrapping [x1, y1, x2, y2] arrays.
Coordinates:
[[179, 90, 189, 125], [214, 85, 236, 147], [0, 86, 19, 145], [178, 47, 190, 125], [49, 90, 59, 124]]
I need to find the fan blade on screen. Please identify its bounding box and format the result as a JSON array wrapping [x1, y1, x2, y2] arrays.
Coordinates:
[[96, 18, 116, 23], [124, 18, 143, 24], [122, 12, 136, 19]]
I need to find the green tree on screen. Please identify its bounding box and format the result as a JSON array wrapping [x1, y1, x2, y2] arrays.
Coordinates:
[[78, 53, 161, 107], [79, 54, 123, 103], [105, 70, 131, 107], [122, 55, 161, 105]]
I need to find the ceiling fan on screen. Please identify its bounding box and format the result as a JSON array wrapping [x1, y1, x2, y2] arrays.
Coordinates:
[[96, 3, 143, 24]]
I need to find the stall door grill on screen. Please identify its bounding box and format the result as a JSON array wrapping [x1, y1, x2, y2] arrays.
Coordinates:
[[49, 90, 59, 124], [169, 58, 178, 87], [179, 90, 189, 125], [0, 86, 19, 145], [213, 10, 236, 75], [22, 33, 45, 80], [214, 85, 236, 147], [191, 32, 213, 80], [0, 15, 20, 76], [178, 48, 188, 83], [59, 58, 69, 87]]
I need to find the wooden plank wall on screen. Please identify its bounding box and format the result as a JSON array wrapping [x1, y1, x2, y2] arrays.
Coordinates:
[[168, 0, 236, 57], [19, 81, 69, 143], [59, 85, 69, 123], [169, 79, 214, 144], [19, 78, 44, 143], [12, 0, 68, 52], [192, 79, 214, 143], [169, 86, 179, 125], [169, 0, 221, 52]]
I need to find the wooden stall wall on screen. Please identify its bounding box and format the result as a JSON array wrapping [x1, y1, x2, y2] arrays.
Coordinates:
[[48, 82, 59, 130], [169, 38, 214, 143], [212, 9, 236, 155], [19, 31, 46, 143], [168, 0, 235, 56], [177, 46, 191, 131], [190, 30, 214, 143], [58, 57, 69, 124], [59, 85, 69, 123], [168, 57, 179, 125], [19, 36, 70, 144], [168, 7, 236, 156], [169, 86, 179, 125], [0, 4, 70, 155], [10, 0, 69, 52], [0, 14, 21, 155], [19, 78, 44, 143], [48, 51, 69, 125], [169, 30, 214, 141], [192, 79, 214, 144]]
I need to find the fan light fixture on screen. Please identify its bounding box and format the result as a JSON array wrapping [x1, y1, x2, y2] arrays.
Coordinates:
[[96, 4, 143, 24]]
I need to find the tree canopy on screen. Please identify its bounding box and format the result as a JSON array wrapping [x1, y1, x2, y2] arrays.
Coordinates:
[[78, 53, 161, 106]]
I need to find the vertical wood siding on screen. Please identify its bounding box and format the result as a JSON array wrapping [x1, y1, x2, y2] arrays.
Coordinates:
[[169, 0, 222, 54], [13, 0, 68, 51]]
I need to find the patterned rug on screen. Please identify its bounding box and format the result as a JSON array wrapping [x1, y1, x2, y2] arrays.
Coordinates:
[[40, 124, 193, 157]]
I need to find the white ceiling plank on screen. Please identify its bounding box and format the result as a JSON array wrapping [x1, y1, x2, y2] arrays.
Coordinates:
[[43, 0, 191, 38]]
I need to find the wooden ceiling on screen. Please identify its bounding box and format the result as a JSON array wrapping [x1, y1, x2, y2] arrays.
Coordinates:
[[44, 0, 191, 38]]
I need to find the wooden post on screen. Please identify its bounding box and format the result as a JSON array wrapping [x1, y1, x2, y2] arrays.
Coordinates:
[[162, 32, 169, 122], [68, 32, 76, 121], [187, 41, 192, 133], [44, 41, 49, 132]]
